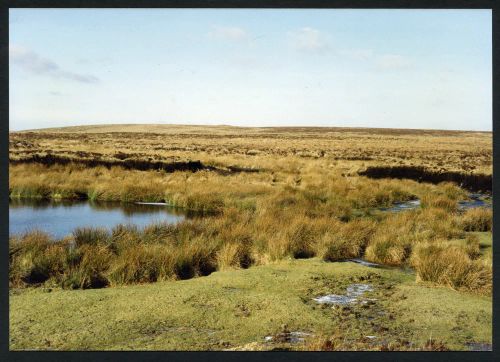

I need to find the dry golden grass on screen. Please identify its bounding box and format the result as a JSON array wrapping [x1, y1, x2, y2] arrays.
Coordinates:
[[410, 241, 492, 295], [8, 124, 493, 294], [10, 124, 491, 175]]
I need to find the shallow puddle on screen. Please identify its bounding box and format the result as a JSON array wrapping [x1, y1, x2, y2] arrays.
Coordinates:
[[313, 284, 374, 306]]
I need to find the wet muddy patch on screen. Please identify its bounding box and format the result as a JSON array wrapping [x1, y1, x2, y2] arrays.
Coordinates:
[[465, 342, 492, 351], [264, 330, 313, 344], [301, 272, 421, 350], [304, 272, 388, 312], [314, 284, 374, 306]]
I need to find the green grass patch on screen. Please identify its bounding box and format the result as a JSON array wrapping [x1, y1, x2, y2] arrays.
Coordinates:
[[10, 258, 491, 351]]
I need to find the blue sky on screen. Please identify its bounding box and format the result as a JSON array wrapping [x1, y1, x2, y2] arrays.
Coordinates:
[[9, 9, 492, 131]]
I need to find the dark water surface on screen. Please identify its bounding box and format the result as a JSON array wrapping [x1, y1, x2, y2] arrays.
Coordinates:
[[9, 199, 190, 239]]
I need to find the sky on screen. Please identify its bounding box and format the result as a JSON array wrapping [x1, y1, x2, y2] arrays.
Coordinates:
[[9, 9, 492, 131]]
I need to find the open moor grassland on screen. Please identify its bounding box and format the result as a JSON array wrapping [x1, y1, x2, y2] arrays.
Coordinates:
[[9, 125, 493, 350]]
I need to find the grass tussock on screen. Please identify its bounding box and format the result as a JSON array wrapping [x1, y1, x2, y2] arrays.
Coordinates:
[[10, 178, 492, 294], [106, 244, 176, 285], [461, 208, 492, 232], [62, 245, 113, 289], [321, 219, 376, 261], [73, 227, 110, 247], [364, 204, 466, 266], [420, 194, 458, 212], [9, 231, 67, 286], [10, 221, 226, 288], [410, 242, 492, 295]]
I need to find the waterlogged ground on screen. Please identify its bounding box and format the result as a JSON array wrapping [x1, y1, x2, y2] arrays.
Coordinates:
[[9, 192, 490, 239], [10, 257, 491, 351]]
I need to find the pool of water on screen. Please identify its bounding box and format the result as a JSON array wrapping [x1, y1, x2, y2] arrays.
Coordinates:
[[9, 198, 191, 239]]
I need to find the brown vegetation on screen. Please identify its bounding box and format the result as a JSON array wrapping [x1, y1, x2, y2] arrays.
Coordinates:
[[410, 242, 492, 294], [10, 124, 492, 176], [8, 125, 493, 294]]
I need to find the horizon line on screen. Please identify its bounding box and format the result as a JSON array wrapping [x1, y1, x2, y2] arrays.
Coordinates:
[[10, 122, 493, 133]]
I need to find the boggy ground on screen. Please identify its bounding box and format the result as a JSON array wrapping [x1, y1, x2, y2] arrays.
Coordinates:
[[8, 124, 493, 351], [10, 258, 491, 351]]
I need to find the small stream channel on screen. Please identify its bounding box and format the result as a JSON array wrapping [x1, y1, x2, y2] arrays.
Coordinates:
[[377, 193, 491, 213]]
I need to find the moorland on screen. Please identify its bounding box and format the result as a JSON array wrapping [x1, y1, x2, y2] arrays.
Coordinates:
[[9, 124, 492, 350]]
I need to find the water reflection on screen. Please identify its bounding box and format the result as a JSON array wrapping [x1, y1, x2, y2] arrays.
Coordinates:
[[9, 198, 190, 216], [9, 198, 192, 239]]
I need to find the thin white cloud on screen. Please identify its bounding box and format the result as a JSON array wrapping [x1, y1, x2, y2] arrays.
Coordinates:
[[9, 45, 100, 84], [207, 26, 248, 42], [289, 27, 329, 53], [338, 48, 374, 60], [375, 54, 413, 69]]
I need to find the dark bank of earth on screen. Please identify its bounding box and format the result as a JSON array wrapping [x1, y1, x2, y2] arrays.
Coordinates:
[[9, 153, 261, 175], [359, 166, 491, 193]]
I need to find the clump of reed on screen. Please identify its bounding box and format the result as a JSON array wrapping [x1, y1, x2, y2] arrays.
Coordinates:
[[61, 244, 113, 289], [10, 220, 228, 289], [410, 242, 492, 294], [321, 219, 376, 262], [463, 233, 482, 260], [437, 182, 468, 201], [460, 208, 492, 232], [9, 231, 69, 287], [213, 216, 255, 270], [420, 195, 458, 212], [347, 180, 415, 209], [106, 244, 175, 285], [73, 227, 110, 247], [285, 218, 318, 259], [364, 205, 464, 266]]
